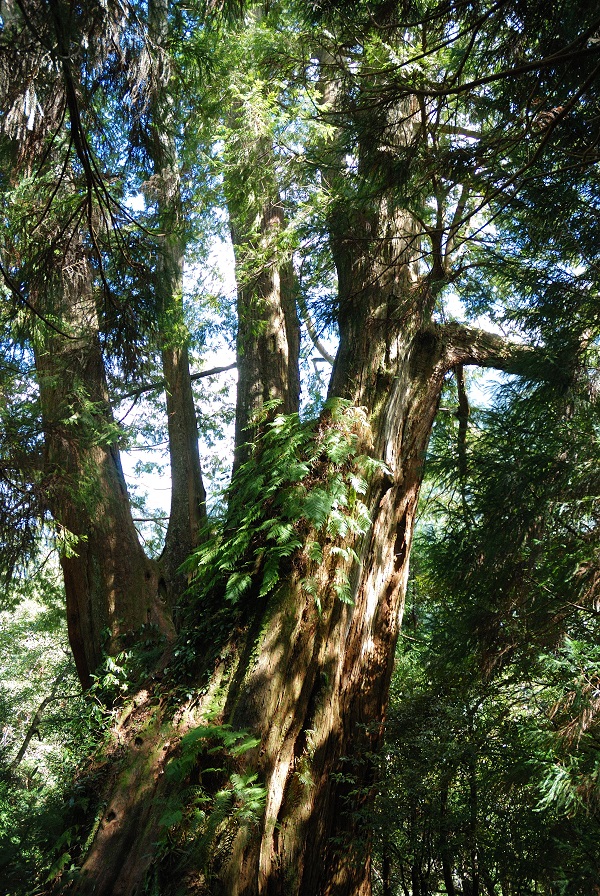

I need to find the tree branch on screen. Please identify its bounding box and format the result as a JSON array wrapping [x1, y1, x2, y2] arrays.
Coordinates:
[[297, 293, 335, 365], [116, 362, 237, 403], [9, 671, 65, 770], [411, 44, 600, 98], [445, 183, 471, 265], [437, 124, 481, 140], [439, 321, 530, 373]]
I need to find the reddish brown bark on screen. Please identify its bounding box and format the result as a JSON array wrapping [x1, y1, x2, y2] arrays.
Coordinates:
[[51, 31, 531, 896], [226, 128, 301, 473], [147, 0, 208, 598], [231, 198, 301, 466], [35, 255, 172, 689]]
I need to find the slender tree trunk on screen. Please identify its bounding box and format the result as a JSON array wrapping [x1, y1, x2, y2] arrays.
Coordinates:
[[230, 197, 301, 453], [222, 6, 301, 472], [9, 671, 64, 769], [411, 863, 422, 896], [225, 128, 301, 473], [382, 850, 392, 896], [467, 742, 480, 896], [147, 0, 208, 600], [440, 779, 457, 896]]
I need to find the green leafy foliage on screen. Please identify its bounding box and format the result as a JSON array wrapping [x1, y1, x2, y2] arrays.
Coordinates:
[[153, 719, 266, 881], [373, 336, 600, 894], [90, 624, 169, 707], [0, 567, 111, 895], [183, 400, 384, 611], [1, 0, 600, 891]]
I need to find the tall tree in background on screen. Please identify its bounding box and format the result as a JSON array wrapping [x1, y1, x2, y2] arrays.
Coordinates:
[[0, 0, 599, 894], [145, 0, 209, 598], [222, 23, 301, 470], [0, 0, 178, 688]]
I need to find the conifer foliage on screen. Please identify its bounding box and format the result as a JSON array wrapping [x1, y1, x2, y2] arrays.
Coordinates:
[[0, 1, 599, 894]]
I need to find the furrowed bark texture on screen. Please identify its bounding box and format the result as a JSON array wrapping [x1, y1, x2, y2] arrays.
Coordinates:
[[231, 200, 301, 449], [212, 183, 452, 894], [34, 253, 170, 689], [49, 267, 523, 895]]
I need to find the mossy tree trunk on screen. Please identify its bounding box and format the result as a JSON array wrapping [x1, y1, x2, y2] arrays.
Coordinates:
[[52, 18, 527, 896], [66, 146, 519, 896], [225, 119, 301, 472]]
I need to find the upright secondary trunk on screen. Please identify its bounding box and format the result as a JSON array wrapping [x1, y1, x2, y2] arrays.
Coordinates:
[[230, 194, 301, 454], [217, 190, 445, 895], [34, 245, 170, 689], [225, 127, 301, 472], [147, 0, 208, 598]]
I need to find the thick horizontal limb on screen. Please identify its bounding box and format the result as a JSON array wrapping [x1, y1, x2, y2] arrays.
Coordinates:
[[439, 321, 531, 373]]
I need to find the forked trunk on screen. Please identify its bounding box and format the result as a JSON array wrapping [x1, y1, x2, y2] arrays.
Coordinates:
[[59, 43, 524, 896], [67, 322, 451, 896]]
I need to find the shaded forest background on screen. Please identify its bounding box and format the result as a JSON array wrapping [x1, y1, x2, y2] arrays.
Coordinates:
[[0, 0, 600, 894]]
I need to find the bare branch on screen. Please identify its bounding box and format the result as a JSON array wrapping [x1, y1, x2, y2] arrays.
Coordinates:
[[445, 183, 471, 265], [411, 44, 600, 98], [116, 362, 237, 403], [437, 124, 481, 140], [297, 293, 335, 364], [9, 671, 66, 770]]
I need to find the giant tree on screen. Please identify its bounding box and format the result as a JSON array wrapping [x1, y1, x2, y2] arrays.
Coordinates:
[[1, 0, 599, 894]]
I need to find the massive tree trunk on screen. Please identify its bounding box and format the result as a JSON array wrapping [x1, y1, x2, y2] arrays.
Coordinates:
[[64, 150, 518, 896], [34, 243, 171, 690], [58, 35, 529, 896], [8, 1, 583, 892], [44, 15, 532, 896], [214, 186, 449, 895], [65, 273, 506, 896]]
